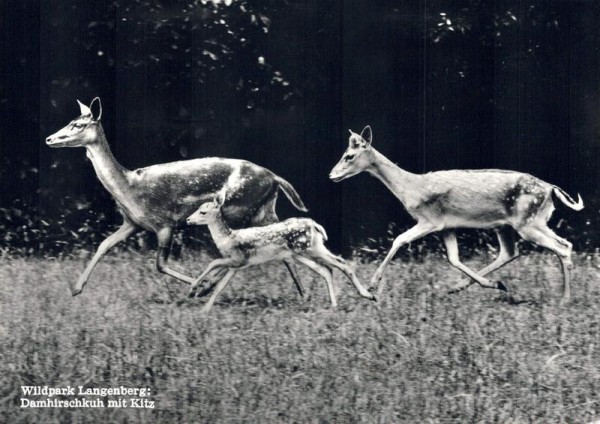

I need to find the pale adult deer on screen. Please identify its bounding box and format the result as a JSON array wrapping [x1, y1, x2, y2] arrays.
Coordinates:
[[185, 192, 376, 313], [45, 97, 308, 296], [329, 126, 584, 303]]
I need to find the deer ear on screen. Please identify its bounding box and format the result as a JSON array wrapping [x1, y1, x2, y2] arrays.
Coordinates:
[[360, 125, 372, 146], [77, 99, 92, 118], [348, 129, 361, 148], [89, 97, 102, 121]]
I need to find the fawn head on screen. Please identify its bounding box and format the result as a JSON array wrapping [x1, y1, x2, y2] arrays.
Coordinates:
[[186, 191, 226, 225], [46, 98, 103, 148], [329, 125, 373, 182]]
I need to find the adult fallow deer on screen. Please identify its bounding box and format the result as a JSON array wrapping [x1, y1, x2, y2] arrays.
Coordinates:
[[45, 97, 307, 296], [329, 125, 583, 304]]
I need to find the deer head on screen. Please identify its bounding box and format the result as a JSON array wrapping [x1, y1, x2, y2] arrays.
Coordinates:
[[329, 125, 373, 182], [46, 98, 103, 148], [186, 191, 226, 225]]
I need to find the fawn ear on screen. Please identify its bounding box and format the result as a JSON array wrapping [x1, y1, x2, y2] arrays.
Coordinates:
[[77, 99, 92, 118], [214, 191, 226, 207], [360, 125, 372, 146], [89, 97, 102, 121]]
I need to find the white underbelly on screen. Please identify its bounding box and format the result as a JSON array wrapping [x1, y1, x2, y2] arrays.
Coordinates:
[[244, 247, 292, 266], [441, 215, 506, 229]]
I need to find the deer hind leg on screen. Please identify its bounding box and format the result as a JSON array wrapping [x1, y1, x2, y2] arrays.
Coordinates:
[[443, 231, 508, 292], [516, 224, 573, 304], [282, 261, 305, 297], [156, 227, 195, 285], [254, 201, 305, 297], [201, 268, 237, 314], [294, 255, 337, 308], [449, 226, 519, 293], [72, 220, 139, 296], [308, 245, 375, 301]]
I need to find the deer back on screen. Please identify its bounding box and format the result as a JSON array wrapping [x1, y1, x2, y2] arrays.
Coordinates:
[[125, 158, 278, 230]]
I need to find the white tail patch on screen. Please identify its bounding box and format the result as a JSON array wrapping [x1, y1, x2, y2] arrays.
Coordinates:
[[553, 187, 584, 211]]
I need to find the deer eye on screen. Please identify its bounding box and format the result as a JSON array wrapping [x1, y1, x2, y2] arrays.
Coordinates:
[[72, 123, 84, 129], [345, 154, 355, 162]]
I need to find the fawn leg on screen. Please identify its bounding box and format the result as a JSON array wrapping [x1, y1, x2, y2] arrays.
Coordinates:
[[310, 247, 375, 301], [201, 269, 237, 314], [294, 255, 337, 308]]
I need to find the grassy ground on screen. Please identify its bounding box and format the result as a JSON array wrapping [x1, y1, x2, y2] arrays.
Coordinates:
[[1, 248, 599, 423]]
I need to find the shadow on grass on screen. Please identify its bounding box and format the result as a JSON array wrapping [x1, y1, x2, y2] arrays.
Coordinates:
[[493, 292, 541, 307], [172, 294, 300, 310]]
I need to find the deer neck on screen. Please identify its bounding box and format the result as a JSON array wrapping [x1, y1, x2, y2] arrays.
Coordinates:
[[84, 126, 132, 203], [207, 213, 234, 252], [366, 148, 423, 207]]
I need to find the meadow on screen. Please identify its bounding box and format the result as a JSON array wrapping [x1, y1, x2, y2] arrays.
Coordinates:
[[1, 247, 599, 423]]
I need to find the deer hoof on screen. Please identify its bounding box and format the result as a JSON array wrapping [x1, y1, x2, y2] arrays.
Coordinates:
[[496, 281, 508, 292]]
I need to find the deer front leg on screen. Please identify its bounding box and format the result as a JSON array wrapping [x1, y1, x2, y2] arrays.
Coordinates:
[[192, 267, 229, 298], [189, 258, 239, 297], [201, 269, 237, 314], [371, 223, 438, 296], [72, 220, 139, 296], [156, 227, 195, 285], [258, 206, 305, 297]]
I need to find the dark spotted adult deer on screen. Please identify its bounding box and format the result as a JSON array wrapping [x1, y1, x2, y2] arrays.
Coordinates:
[[329, 125, 584, 304], [45, 97, 307, 296]]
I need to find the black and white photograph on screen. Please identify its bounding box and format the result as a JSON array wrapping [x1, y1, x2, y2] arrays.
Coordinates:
[[1, 0, 599, 422]]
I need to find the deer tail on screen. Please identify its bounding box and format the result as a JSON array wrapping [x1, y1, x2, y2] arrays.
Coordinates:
[[552, 186, 584, 211], [274, 175, 308, 212]]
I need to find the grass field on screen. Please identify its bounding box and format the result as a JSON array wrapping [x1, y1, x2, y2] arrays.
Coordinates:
[[1, 248, 600, 423]]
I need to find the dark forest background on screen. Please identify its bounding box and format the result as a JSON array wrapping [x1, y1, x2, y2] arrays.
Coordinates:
[[1, 0, 599, 256]]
